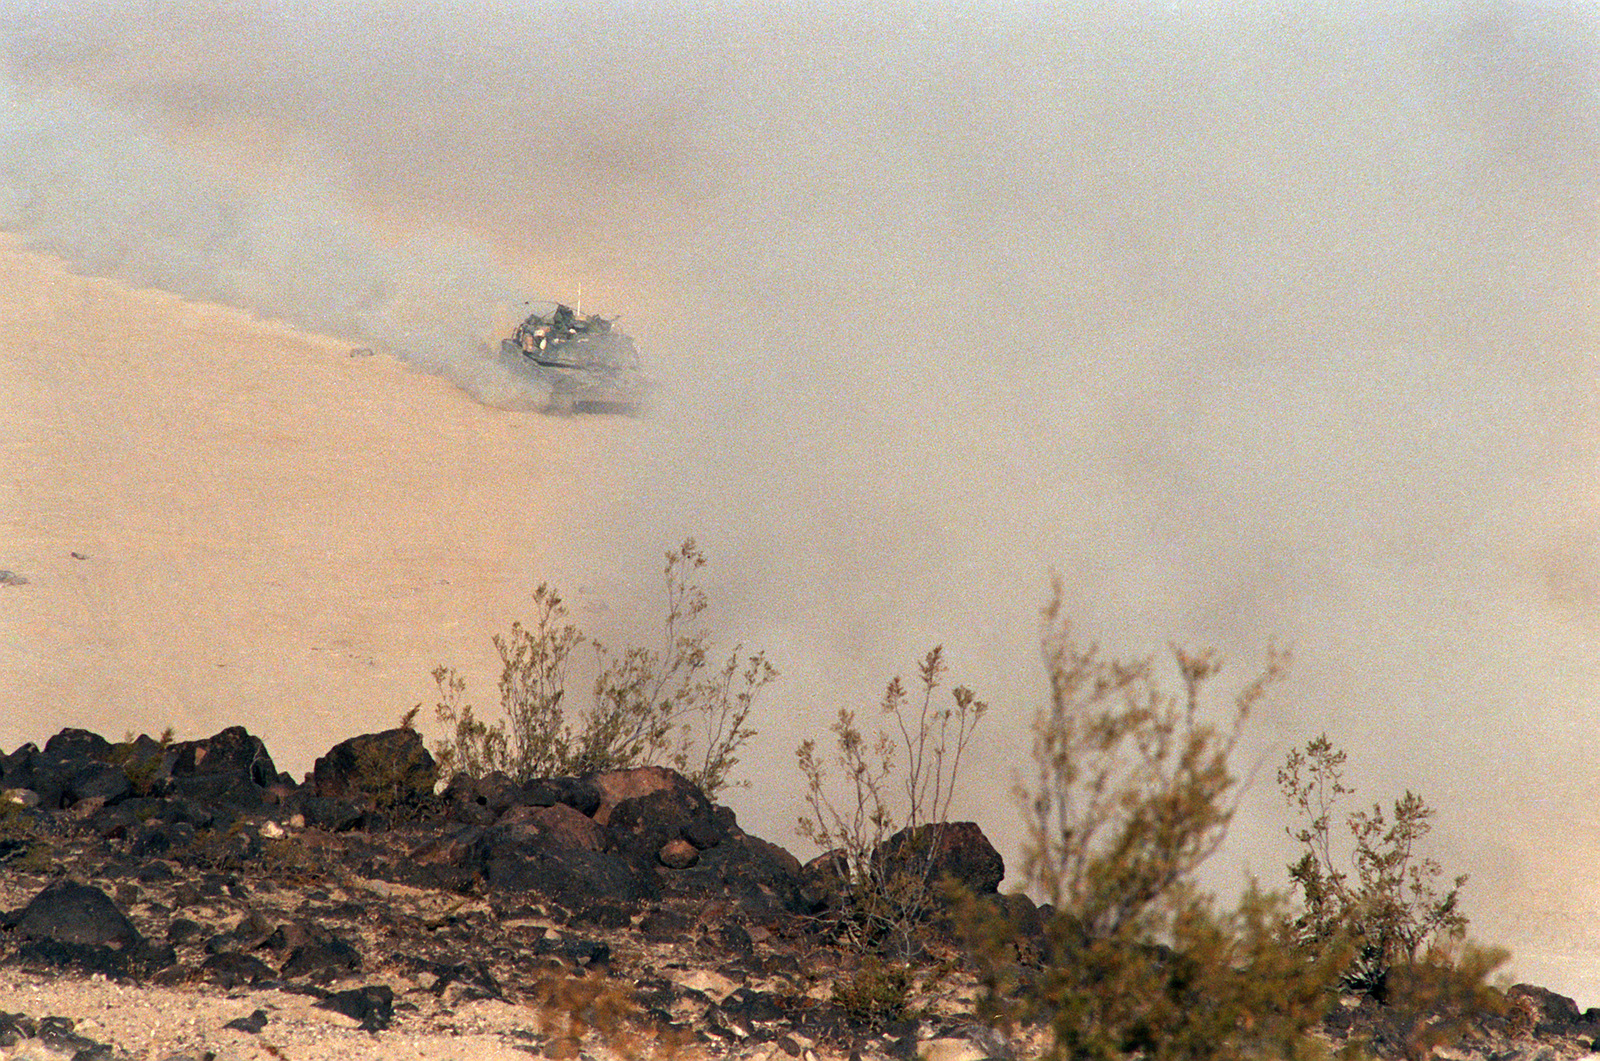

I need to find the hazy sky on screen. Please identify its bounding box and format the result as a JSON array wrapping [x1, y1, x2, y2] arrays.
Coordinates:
[[3, 0, 1599, 998]]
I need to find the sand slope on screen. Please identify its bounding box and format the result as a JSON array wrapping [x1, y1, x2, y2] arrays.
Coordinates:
[[0, 239, 582, 777]]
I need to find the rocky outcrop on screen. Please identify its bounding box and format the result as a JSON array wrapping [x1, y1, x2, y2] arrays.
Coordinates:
[[0, 725, 282, 816], [2, 723, 1596, 1061], [166, 725, 280, 809], [0, 724, 1048, 1061]]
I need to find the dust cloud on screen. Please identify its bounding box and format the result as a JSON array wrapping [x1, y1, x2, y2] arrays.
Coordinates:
[[3, 0, 1599, 1000]]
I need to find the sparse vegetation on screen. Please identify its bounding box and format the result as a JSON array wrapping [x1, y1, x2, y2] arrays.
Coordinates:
[[110, 727, 175, 797], [431, 540, 776, 798], [969, 581, 1339, 1061], [378, 543, 1527, 1058], [348, 725, 438, 823], [1279, 734, 1490, 1004], [830, 954, 917, 1027], [0, 796, 54, 872], [796, 645, 987, 954]]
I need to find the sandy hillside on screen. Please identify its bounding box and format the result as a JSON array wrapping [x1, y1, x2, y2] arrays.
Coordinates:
[[0, 238, 611, 778]]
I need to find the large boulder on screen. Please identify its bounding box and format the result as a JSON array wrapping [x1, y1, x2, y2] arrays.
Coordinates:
[[64, 761, 132, 806], [14, 880, 140, 950], [663, 825, 807, 914], [799, 849, 852, 913], [1507, 984, 1592, 1037], [311, 728, 436, 810], [41, 729, 113, 765], [164, 726, 278, 810], [12, 730, 116, 809], [166, 726, 277, 785], [494, 803, 605, 852], [0, 743, 42, 795], [880, 821, 1005, 896], [280, 929, 363, 983], [604, 776, 719, 862], [586, 769, 807, 913], [521, 776, 603, 817]]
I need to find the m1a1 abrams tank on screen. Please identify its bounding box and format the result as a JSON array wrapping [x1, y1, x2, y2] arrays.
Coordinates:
[[502, 301, 653, 415]]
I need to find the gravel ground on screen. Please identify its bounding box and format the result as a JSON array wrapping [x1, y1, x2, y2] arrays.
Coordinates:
[[0, 968, 682, 1061]]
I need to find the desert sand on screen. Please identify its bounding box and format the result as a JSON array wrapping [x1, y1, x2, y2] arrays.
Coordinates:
[[0, 236, 613, 781]]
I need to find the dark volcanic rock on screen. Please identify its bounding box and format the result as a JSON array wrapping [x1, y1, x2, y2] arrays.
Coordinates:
[[317, 984, 395, 1031], [804, 822, 1004, 917], [0, 1011, 35, 1048], [131, 821, 198, 859], [64, 761, 132, 807], [14, 729, 118, 809], [312, 728, 436, 809], [464, 800, 656, 902], [881, 821, 1005, 895], [415, 959, 504, 1002], [470, 799, 655, 905], [161, 726, 277, 810], [478, 842, 658, 906], [605, 779, 718, 862], [202, 951, 278, 988], [43, 729, 113, 766], [664, 827, 806, 914], [170, 772, 267, 811], [799, 850, 850, 913], [589, 765, 700, 826], [1508, 984, 1589, 1037], [36, 1015, 108, 1058], [494, 802, 605, 852], [167, 726, 277, 786], [167, 918, 204, 945], [159, 797, 216, 829], [15, 880, 140, 950], [0, 743, 42, 793], [471, 771, 523, 815], [296, 795, 365, 832], [280, 930, 363, 983]]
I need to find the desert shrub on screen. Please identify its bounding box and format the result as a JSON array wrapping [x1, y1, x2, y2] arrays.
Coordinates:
[[796, 645, 987, 954], [523, 972, 691, 1061], [1278, 734, 1481, 1001], [346, 712, 439, 823], [177, 819, 257, 873], [970, 581, 1338, 1061], [432, 540, 776, 798], [1369, 943, 1510, 1061], [831, 955, 917, 1028], [110, 727, 175, 797], [0, 797, 54, 871]]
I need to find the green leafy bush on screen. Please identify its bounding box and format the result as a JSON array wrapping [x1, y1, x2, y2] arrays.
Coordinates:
[[432, 540, 775, 798], [796, 645, 987, 955]]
